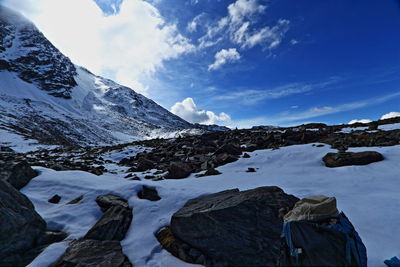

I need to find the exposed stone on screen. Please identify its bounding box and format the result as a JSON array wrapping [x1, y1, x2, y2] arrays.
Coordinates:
[[170, 186, 299, 267], [166, 162, 193, 179], [38, 230, 68, 246], [137, 185, 161, 201], [48, 194, 61, 204], [156, 227, 205, 265], [67, 195, 84, 204], [96, 194, 129, 212], [242, 153, 251, 158], [215, 144, 242, 156], [51, 239, 133, 267], [246, 167, 256, 172], [323, 151, 384, 167], [0, 179, 46, 266], [0, 160, 38, 190]]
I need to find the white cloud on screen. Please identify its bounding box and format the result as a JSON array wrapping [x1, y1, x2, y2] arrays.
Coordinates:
[[348, 119, 372, 124], [170, 97, 232, 125], [208, 48, 241, 71], [3, 0, 194, 95], [187, 13, 205, 33], [198, 0, 289, 51], [380, 112, 400, 120], [227, 0, 266, 24]]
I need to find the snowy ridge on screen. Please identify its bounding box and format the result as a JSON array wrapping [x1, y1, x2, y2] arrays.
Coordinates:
[[0, 6, 204, 146]]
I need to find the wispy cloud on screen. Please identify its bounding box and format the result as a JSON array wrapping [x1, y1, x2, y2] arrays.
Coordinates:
[[214, 79, 339, 105], [233, 91, 400, 128]]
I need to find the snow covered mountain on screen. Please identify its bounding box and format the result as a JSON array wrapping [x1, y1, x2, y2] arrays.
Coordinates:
[[0, 6, 200, 146]]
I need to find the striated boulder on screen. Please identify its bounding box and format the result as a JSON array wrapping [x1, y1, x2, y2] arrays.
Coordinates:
[[84, 195, 132, 241], [323, 151, 384, 167], [169, 186, 299, 267], [51, 239, 132, 267], [0, 179, 46, 266]]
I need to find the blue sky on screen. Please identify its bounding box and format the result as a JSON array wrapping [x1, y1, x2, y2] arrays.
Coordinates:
[[4, 0, 400, 127]]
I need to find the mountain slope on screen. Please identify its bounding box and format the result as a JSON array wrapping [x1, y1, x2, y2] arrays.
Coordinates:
[[0, 6, 198, 146]]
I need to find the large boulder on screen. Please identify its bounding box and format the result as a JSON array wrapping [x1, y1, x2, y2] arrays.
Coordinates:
[[0, 179, 46, 266], [170, 186, 299, 267], [0, 160, 38, 189], [323, 151, 384, 167], [51, 239, 132, 267]]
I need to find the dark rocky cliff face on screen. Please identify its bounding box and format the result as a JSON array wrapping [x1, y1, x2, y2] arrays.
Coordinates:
[[0, 6, 77, 98]]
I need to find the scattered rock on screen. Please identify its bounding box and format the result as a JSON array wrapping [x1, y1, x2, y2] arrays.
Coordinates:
[[0, 179, 46, 266], [96, 194, 129, 212], [67, 195, 84, 204], [170, 186, 299, 267], [242, 153, 251, 158], [246, 167, 256, 172], [196, 168, 222, 178], [215, 144, 242, 156], [38, 230, 68, 246], [323, 151, 384, 167], [51, 239, 132, 267], [166, 162, 193, 179], [48, 194, 61, 204], [137, 185, 161, 201]]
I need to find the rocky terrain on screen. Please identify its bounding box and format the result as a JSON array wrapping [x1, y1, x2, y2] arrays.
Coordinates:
[[1, 116, 399, 266]]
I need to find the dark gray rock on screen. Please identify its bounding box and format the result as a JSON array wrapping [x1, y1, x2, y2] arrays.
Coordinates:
[[323, 151, 384, 167], [137, 185, 161, 201], [166, 162, 193, 179], [67, 195, 84, 204], [0, 160, 38, 190], [0, 179, 46, 266], [170, 186, 299, 267], [96, 194, 129, 212], [215, 144, 242, 156], [51, 239, 133, 267], [38, 230, 68, 246], [48, 194, 61, 204], [84, 194, 132, 241]]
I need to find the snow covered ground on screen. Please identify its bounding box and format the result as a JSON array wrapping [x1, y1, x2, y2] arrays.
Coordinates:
[[0, 128, 58, 153], [23, 143, 400, 267]]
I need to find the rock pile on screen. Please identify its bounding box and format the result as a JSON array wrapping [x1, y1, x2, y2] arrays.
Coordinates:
[[52, 194, 133, 266]]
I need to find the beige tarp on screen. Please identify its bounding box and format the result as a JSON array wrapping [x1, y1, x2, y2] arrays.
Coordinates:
[[284, 195, 339, 222]]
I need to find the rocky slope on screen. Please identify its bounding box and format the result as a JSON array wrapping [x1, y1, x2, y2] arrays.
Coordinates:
[[0, 6, 217, 147]]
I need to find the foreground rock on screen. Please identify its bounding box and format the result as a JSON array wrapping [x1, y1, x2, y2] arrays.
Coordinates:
[[54, 194, 133, 266], [0, 179, 46, 266], [323, 151, 384, 167], [169, 186, 299, 267], [0, 160, 38, 189], [51, 239, 132, 267], [84, 194, 132, 241]]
